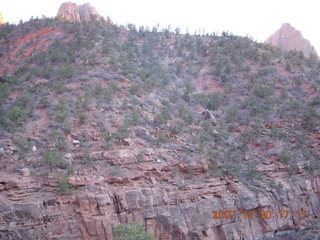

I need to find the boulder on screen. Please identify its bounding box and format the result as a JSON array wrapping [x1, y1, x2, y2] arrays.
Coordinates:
[[0, 147, 5, 156], [20, 168, 31, 177]]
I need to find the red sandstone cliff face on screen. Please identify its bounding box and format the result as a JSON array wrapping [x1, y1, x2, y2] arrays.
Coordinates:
[[266, 23, 317, 57], [0, 165, 320, 239], [56, 2, 103, 22]]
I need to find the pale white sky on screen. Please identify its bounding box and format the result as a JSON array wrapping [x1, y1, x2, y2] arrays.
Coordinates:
[[1, 0, 320, 53]]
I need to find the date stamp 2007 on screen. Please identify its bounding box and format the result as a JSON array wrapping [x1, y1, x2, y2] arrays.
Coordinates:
[[211, 210, 307, 220]]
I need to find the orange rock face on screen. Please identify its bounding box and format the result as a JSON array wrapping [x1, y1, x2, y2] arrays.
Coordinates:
[[56, 2, 80, 21], [266, 23, 317, 57], [56, 2, 103, 22], [0, 12, 4, 25]]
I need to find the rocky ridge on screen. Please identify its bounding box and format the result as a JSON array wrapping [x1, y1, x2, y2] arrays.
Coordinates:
[[266, 23, 317, 57]]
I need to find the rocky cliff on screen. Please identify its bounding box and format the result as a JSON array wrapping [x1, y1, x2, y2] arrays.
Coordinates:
[[56, 2, 103, 22], [266, 23, 317, 57], [0, 162, 320, 240], [0, 144, 320, 240]]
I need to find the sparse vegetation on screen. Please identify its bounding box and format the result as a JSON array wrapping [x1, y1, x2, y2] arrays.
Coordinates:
[[113, 222, 155, 240], [0, 90, 35, 131], [43, 149, 64, 167], [39, 96, 49, 108], [15, 137, 34, 153], [0, 17, 319, 213], [55, 97, 69, 124], [56, 177, 73, 195]]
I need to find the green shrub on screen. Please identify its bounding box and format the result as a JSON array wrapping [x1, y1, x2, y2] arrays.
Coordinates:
[[169, 120, 185, 135], [91, 83, 116, 105], [44, 149, 64, 167], [8, 106, 26, 123], [61, 120, 72, 134], [48, 39, 75, 64], [243, 96, 271, 118], [245, 161, 262, 181], [2, 92, 35, 130], [52, 130, 66, 151], [218, 150, 245, 178], [288, 164, 298, 176], [270, 127, 286, 140], [124, 108, 141, 126], [53, 80, 66, 94], [56, 177, 73, 195], [195, 92, 224, 111], [15, 138, 33, 153], [67, 165, 75, 175], [136, 151, 145, 163], [109, 81, 120, 92], [113, 222, 155, 240], [302, 107, 317, 131], [39, 96, 49, 108], [155, 132, 170, 146], [285, 61, 292, 72], [87, 53, 97, 65], [226, 106, 241, 123], [113, 125, 129, 141], [182, 81, 194, 102], [55, 97, 69, 124], [279, 150, 290, 164], [240, 127, 260, 149], [307, 156, 319, 173], [221, 161, 243, 177], [76, 94, 91, 111], [178, 104, 194, 125], [100, 126, 113, 147], [114, 163, 122, 176], [82, 147, 92, 164], [79, 112, 88, 124], [253, 85, 273, 99], [187, 165, 195, 179], [129, 83, 143, 95], [208, 159, 223, 177], [0, 82, 10, 105], [154, 107, 171, 125]]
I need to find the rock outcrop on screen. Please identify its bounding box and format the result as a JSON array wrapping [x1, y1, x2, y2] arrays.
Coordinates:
[[0, 12, 4, 25], [266, 23, 317, 57], [56, 2, 103, 22], [0, 170, 319, 240]]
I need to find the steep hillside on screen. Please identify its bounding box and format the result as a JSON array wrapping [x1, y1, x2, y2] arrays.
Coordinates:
[[0, 18, 320, 240]]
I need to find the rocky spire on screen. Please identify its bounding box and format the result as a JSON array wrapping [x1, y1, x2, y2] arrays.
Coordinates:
[[266, 23, 317, 57], [56, 2, 103, 22]]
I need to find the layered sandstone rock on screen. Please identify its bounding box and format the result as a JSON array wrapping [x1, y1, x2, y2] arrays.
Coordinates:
[[266, 23, 317, 57], [0, 12, 4, 25], [0, 160, 320, 240], [56, 2, 103, 22]]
